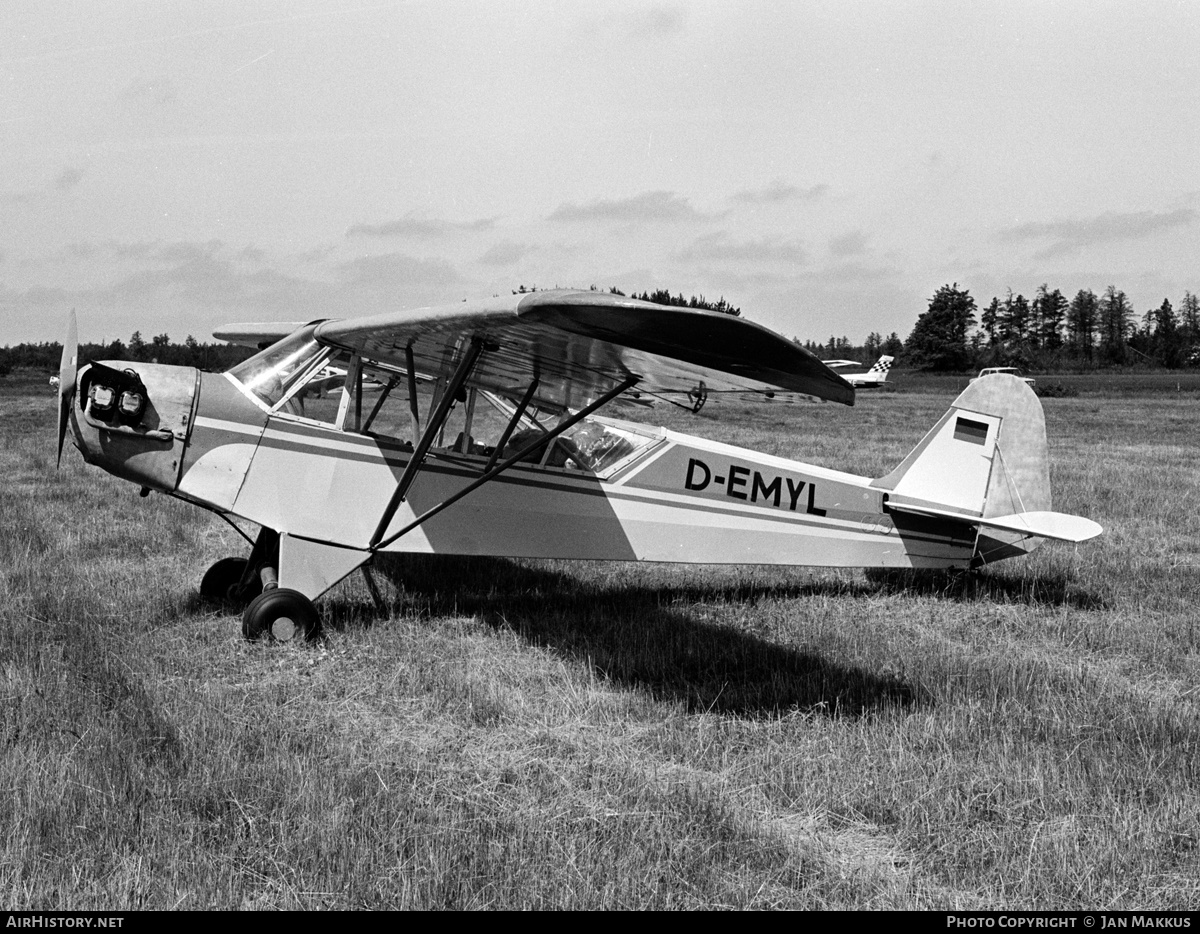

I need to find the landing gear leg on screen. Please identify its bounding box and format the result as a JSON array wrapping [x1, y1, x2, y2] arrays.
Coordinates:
[[199, 527, 276, 611], [200, 557, 263, 606], [225, 527, 322, 642]]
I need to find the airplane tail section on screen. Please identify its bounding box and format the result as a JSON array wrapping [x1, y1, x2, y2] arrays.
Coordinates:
[[865, 355, 893, 383], [871, 373, 1100, 564]]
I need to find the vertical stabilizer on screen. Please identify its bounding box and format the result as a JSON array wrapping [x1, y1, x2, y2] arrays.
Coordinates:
[[865, 355, 893, 383], [872, 374, 1053, 562], [961, 374, 1051, 519]]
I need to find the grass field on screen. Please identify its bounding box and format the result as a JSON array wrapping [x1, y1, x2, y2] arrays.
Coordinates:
[[2, 369, 1199, 909]]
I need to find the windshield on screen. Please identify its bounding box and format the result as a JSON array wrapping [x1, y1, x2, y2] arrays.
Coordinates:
[[227, 325, 329, 408]]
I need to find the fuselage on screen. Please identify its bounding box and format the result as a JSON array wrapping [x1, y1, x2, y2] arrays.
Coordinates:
[[70, 361, 975, 572]]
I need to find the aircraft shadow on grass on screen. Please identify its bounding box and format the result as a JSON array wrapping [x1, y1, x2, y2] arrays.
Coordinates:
[[192, 551, 1105, 717], [322, 554, 923, 719], [863, 567, 1108, 610]]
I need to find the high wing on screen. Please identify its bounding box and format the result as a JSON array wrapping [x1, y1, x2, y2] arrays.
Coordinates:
[[310, 289, 854, 410]]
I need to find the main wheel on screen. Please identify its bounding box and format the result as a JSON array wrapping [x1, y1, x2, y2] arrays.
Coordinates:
[[200, 557, 263, 606], [242, 588, 321, 643]]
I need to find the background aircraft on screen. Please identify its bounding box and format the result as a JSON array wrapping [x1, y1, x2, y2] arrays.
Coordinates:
[[56, 290, 1099, 643], [973, 366, 1036, 389], [823, 355, 894, 388]]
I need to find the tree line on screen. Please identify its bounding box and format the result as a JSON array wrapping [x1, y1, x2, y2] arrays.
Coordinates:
[[9, 282, 1188, 380], [605, 286, 741, 317], [905, 284, 1200, 371], [798, 332, 905, 361], [0, 331, 253, 377], [512, 284, 742, 317], [1, 287, 743, 379]]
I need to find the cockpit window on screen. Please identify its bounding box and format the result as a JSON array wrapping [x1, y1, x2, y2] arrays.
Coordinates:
[[227, 326, 329, 409], [227, 335, 661, 476]]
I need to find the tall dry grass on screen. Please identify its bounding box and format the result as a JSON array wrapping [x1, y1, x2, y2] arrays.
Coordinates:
[[2, 370, 1199, 908]]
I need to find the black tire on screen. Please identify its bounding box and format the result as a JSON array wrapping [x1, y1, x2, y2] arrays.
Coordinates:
[[200, 557, 262, 606], [242, 588, 321, 643]]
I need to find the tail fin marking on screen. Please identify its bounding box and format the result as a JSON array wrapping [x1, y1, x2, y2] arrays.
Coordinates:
[[865, 355, 893, 382]]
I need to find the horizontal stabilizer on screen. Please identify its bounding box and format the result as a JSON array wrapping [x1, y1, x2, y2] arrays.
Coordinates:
[[888, 502, 1103, 543]]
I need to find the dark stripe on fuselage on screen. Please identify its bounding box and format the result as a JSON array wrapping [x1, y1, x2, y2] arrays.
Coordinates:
[[254, 421, 973, 550]]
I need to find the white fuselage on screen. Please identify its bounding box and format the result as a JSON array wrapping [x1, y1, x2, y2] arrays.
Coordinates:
[[174, 374, 973, 572]]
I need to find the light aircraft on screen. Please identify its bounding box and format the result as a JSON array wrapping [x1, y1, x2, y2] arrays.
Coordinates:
[[56, 290, 1101, 642], [823, 355, 894, 389]]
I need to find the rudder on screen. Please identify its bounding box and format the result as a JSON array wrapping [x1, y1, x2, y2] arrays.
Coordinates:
[[872, 374, 1054, 562], [866, 355, 894, 383]]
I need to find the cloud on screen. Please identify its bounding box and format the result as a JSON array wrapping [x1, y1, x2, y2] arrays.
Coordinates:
[[549, 190, 712, 224], [337, 252, 462, 291], [586, 4, 686, 40], [3, 166, 86, 204], [0, 241, 468, 343], [154, 240, 226, 265], [673, 231, 807, 265], [478, 241, 535, 266], [631, 4, 687, 37], [111, 241, 158, 261], [998, 209, 1197, 258], [44, 240, 197, 264], [54, 167, 84, 191], [2, 251, 309, 325], [828, 231, 868, 257], [731, 181, 829, 205], [293, 245, 337, 265], [797, 261, 897, 286], [346, 215, 496, 239]]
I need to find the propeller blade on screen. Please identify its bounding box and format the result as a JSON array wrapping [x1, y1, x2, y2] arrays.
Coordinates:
[[57, 311, 78, 467]]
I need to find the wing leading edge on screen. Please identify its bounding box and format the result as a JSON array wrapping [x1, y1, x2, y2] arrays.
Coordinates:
[[312, 289, 854, 410], [213, 322, 309, 349]]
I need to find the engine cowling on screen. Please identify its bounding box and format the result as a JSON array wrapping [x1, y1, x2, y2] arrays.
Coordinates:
[[70, 361, 200, 492]]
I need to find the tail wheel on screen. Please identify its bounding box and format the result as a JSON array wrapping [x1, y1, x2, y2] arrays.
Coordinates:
[[242, 588, 321, 643], [200, 557, 262, 606]]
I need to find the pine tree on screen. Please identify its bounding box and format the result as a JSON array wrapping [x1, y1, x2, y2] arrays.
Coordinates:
[[1151, 298, 1183, 367], [999, 291, 1030, 348], [1067, 289, 1098, 361], [1180, 291, 1200, 346], [1033, 284, 1067, 352], [1099, 285, 1133, 363], [980, 297, 1000, 346], [905, 283, 977, 371]]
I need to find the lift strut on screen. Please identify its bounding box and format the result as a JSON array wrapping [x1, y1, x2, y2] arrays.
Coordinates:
[[370, 375, 639, 552]]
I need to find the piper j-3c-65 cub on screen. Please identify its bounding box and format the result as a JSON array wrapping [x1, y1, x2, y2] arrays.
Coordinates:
[[56, 289, 1102, 642]]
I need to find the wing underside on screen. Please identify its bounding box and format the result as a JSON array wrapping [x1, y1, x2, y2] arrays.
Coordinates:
[[313, 290, 854, 411]]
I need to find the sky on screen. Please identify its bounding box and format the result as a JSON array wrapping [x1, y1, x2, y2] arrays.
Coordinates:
[[3, 0, 1199, 349]]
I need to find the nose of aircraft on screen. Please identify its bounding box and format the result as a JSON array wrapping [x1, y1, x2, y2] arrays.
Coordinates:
[[68, 356, 200, 493]]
